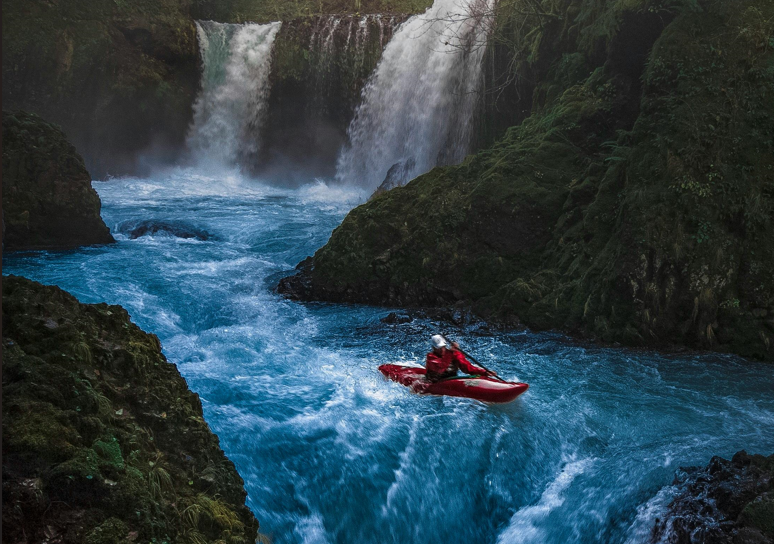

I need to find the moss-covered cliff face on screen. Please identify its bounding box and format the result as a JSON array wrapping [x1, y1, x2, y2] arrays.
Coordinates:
[[2, 0, 199, 177], [2, 276, 261, 543], [282, 0, 774, 361], [192, 0, 430, 24], [2, 111, 115, 251]]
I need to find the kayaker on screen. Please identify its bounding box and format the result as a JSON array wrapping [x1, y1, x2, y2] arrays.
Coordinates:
[[425, 334, 491, 382]]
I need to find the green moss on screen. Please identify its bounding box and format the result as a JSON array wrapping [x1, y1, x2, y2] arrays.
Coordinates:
[[739, 494, 774, 537], [49, 447, 104, 484], [2, 276, 261, 543], [84, 518, 129, 544], [3, 400, 81, 461], [93, 437, 125, 470]]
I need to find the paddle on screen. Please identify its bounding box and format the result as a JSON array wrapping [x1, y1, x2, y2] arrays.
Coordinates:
[[442, 335, 510, 383]]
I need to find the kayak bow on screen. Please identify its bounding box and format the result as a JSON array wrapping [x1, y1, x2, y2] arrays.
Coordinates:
[[378, 364, 528, 404]]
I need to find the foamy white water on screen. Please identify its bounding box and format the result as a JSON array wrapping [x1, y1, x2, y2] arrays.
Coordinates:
[[335, 0, 494, 189], [497, 458, 595, 544], [188, 21, 281, 170]]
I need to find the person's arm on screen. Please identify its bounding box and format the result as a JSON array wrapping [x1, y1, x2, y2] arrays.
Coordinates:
[[451, 350, 487, 375]]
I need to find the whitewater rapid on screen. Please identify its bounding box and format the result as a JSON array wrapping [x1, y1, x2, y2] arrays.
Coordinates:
[[4, 171, 774, 544]]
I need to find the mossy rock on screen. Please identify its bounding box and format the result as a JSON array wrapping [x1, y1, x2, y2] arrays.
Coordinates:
[[2, 111, 115, 250], [739, 493, 774, 538], [653, 451, 774, 543], [84, 518, 129, 544], [2, 275, 262, 543]]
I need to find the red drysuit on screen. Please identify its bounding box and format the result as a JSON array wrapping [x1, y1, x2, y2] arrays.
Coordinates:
[[425, 349, 487, 381]]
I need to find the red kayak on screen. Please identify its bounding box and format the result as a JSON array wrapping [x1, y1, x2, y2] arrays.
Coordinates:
[[378, 364, 529, 404]]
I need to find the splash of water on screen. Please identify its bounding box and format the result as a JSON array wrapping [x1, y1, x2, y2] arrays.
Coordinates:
[[496, 458, 594, 544], [335, 0, 494, 189], [188, 21, 281, 171]]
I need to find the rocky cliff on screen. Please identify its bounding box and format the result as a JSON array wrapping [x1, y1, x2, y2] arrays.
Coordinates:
[[2, 0, 200, 177], [652, 451, 774, 544], [2, 111, 115, 251], [2, 275, 261, 544], [279, 0, 774, 361], [191, 0, 430, 24], [260, 14, 405, 182]]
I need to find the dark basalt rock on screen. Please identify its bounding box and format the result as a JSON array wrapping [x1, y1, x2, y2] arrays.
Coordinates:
[[119, 219, 212, 241], [1, 276, 262, 543], [2, 111, 115, 251], [370, 157, 416, 199], [652, 451, 774, 544], [381, 312, 413, 324], [276, 256, 315, 300]]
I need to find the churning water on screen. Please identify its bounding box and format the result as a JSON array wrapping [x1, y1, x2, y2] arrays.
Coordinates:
[[335, 0, 494, 189], [4, 171, 774, 544]]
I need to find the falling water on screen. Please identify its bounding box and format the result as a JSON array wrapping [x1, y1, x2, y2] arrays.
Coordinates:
[[188, 21, 281, 170], [309, 14, 396, 56], [335, 0, 494, 190], [304, 14, 399, 105], [257, 14, 403, 183]]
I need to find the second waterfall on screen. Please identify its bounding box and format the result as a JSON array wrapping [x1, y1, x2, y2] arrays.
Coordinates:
[[336, 0, 494, 190]]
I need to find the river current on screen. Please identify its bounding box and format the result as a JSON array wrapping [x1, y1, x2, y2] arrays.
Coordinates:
[[4, 171, 773, 544]]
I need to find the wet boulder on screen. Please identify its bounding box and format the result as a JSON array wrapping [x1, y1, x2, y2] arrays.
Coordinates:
[[119, 219, 212, 241], [651, 451, 774, 544], [381, 312, 413, 324], [276, 256, 314, 300], [370, 157, 416, 199]]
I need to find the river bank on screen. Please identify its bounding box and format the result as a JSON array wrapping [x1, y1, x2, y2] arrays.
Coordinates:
[[2, 275, 261, 543]]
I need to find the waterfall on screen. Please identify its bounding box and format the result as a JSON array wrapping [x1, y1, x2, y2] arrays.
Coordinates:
[[335, 0, 494, 190], [303, 14, 399, 110], [309, 14, 395, 58], [258, 14, 403, 183], [188, 21, 281, 170]]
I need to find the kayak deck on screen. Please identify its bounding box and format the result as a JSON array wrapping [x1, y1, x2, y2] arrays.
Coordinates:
[[378, 364, 528, 404]]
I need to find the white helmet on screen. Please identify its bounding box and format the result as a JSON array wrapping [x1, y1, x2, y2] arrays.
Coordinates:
[[431, 335, 448, 350]]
